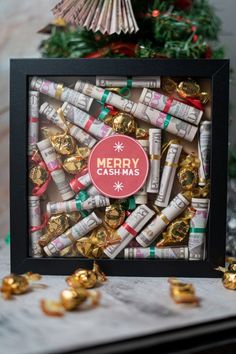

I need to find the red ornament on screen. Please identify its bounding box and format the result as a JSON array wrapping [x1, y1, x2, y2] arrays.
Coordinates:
[[152, 9, 160, 18], [193, 34, 198, 43], [175, 0, 192, 9]]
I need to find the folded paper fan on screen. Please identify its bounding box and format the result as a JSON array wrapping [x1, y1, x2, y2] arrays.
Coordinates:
[[52, 0, 139, 35]]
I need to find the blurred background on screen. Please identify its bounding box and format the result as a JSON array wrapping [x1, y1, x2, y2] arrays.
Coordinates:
[[1, 0, 236, 251]]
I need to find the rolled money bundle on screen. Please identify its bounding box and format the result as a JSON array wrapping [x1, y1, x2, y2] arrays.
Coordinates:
[[30, 77, 93, 111], [104, 205, 155, 259], [146, 129, 161, 193], [29, 196, 42, 257], [134, 140, 149, 204], [37, 139, 74, 200], [124, 246, 188, 259], [74, 80, 137, 114], [188, 198, 209, 260], [86, 184, 100, 197], [155, 142, 182, 207], [70, 172, 91, 193], [47, 195, 110, 215], [136, 193, 189, 247], [139, 88, 203, 125], [28, 91, 40, 155], [61, 102, 114, 139], [96, 76, 161, 88], [44, 212, 102, 256], [132, 102, 197, 142], [40, 102, 97, 148], [198, 121, 211, 186]]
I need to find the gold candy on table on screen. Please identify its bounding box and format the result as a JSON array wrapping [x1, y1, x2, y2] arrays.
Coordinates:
[[156, 207, 195, 247], [29, 164, 49, 187], [169, 278, 199, 305], [66, 262, 107, 289], [41, 287, 100, 315], [39, 212, 81, 247], [112, 112, 137, 135], [60, 287, 100, 311], [1, 272, 42, 299], [76, 225, 121, 259], [178, 153, 200, 191], [50, 132, 76, 155], [216, 262, 236, 290], [105, 204, 126, 229]]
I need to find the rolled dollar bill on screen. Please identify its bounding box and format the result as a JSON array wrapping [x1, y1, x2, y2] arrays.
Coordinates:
[[86, 184, 101, 196], [134, 140, 149, 204], [47, 195, 110, 215], [74, 80, 137, 114], [136, 193, 189, 247], [61, 102, 114, 139], [39, 102, 97, 148], [37, 139, 74, 200], [124, 246, 188, 259], [155, 142, 182, 207], [28, 91, 40, 155], [30, 77, 93, 111], [188, 198, 209, 260], [104, 204, 155, 259], [139, 88, 203, 125], [146, 129, 161, 193], [198, 121, 211, 186], [132, 103, 197, 142], [96, 76, 161, 88], [44, 212, 102, 256], [29, 196, 42, 257], [70, 171, 92, 193]]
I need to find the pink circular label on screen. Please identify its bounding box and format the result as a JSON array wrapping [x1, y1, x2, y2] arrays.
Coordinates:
[[88, 135, 149, 199]]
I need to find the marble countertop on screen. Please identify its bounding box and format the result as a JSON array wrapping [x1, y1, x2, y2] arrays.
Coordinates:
[[1, 243, 236, 354]]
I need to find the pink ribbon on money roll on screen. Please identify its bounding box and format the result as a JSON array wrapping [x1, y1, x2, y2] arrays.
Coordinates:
[[30, 214, 49, 233], [70, 168, 89, 193], [122, 223, 137, 237], [163, 95, 204, 113]]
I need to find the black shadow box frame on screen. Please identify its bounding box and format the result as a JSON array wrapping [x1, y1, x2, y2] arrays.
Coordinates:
[[10, 58, 229, 276]]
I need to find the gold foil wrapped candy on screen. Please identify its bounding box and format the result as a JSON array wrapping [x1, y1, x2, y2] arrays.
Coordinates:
[[112, 112, 137, 135], [105, 204, 126, 229], [60, 287, 100, 311], [50, 132, 76, 155], [169, 278, 199, 305], [39, 212, 80, 247], [1, 273, 42, 299], [162, 77, 210, 104], [178, 153, 200, 191], [41, 287, 100, 316], [156, 207, 195, 247], [135, 127, 149, 140], [66, 262, 107, 289], [29, 164, 49, 187], [40, 299, 65, 317], [62, 155, 87, 175], [76, 226, 121, 259], [216, 263, 236, 290]]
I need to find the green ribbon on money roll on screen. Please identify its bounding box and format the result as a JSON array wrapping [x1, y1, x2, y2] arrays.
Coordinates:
[[75, 191, 89, 217]]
